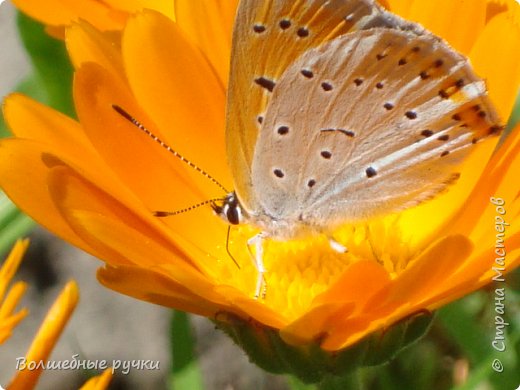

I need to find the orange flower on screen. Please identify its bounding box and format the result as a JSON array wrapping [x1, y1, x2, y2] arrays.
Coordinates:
[[0, 241, 112, 389], [0, 240, 29, 344], [79, 369, 113, 390], [2, 0, 519, 375]]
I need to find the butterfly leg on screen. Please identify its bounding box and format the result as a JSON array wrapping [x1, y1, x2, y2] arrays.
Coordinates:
[[328, 237, 348, 253], [247, 234, 267, 299]]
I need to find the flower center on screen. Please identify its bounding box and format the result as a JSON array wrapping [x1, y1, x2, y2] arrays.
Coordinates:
[[223, 215, 420, 319]]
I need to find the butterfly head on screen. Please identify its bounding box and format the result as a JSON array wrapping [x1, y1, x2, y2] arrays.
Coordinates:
[[212, 192, 244, 226]]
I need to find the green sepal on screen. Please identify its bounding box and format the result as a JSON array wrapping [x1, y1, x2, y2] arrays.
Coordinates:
[[214, 311, 434, 385]]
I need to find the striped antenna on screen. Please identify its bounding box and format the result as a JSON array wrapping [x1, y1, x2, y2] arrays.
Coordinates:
[[112, 104, 229, 194], [154, 198, 225, 217]]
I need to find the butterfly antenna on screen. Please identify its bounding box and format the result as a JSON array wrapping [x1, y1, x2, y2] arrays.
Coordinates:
[[154, 198, 224, 217], [112, 104, 229, 194], [156, 200, 241, 269]]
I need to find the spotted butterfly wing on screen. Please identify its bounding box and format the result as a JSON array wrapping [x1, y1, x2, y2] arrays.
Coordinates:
[[251, 27, 501, 230], [226, 0, 423, 213]]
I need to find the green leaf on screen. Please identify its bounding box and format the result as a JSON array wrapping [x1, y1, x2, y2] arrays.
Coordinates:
[[437, 293, 490, 365], [16, 12, 75, 117], [169, 311, 204, 390], [287, 376, 317, 390]]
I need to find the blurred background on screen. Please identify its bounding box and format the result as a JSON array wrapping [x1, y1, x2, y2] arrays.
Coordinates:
[[0, 1, 519, 389]]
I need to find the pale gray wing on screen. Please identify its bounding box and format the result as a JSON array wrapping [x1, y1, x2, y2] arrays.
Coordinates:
[[226, 0, 422, 214], [251, 28, 502, 227]]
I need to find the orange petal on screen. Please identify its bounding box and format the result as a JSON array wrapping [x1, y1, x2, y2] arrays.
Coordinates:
[[410, 239, 520, 313], [313, 260, 391, 306], [382, 0, 414, 17], [66, 21, 124, 76], [0, 239, 29, 300], [0, 282, 28, 324], [122, 10, 231, 189], [3, 94, 97, 160], [47, 163, 185, 265], [213, 285, 289, 329], [280, 302, 355, 346], [174, 0, 239, 86], [0, 140, 102, 256], [280, 261, 390, 347], [2, 94, 126, 200], [11, 0, 127, 31], [319, 308, 429, 351], [0, 304, 29, 344], [74, 62, 209, 210], [0, 280, 28, 344], [408, 0, 487, 55], [2, 94, 125, 195], [454, 230, 520, 288], [450, 125, 520, 244], [73, 62, 231, 268], [469, 11, 520, 120], [107, 0, 174, 19], [368, 235, 473, 312], [97, 264, 224, 317], [8, 281, 79, 390], [79, 368, 113, 390], [47, 165, 236, 305]]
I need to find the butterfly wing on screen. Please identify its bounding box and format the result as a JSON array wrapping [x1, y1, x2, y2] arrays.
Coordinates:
[[226, 0, 421, 213], [251, 28, 501, 228]]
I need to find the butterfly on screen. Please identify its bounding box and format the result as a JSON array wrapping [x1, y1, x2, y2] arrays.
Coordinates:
[[209, 0, 502, 298]]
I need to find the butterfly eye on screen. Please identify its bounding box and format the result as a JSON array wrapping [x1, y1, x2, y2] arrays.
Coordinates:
[[226, 205, 241, 225]]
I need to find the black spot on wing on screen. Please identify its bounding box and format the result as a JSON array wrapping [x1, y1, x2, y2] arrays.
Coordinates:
[[366, 167, 377, 178], [254, 77, 276, 92], [253, 24, 266, 33], [273, 169, 284, 178]]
